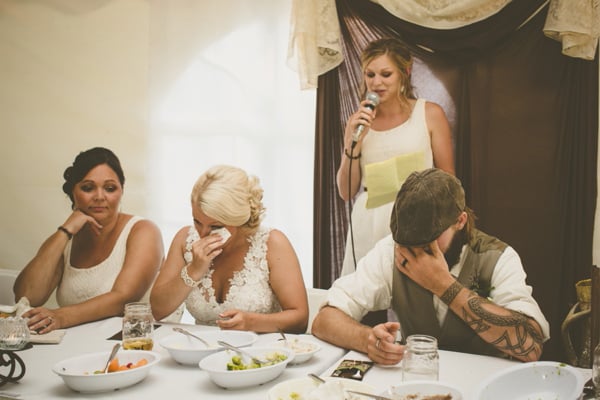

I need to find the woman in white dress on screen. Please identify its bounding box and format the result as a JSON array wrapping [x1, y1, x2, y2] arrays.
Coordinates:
[[14, 147, 164, 333], [338, 38, 455, 276], [151, 165, 309, 333]]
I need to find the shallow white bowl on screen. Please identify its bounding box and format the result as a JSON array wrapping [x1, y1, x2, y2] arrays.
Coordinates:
[[268, 376, 377, 400], [272, 336, 321, 364], [52, 350, 160, 393], [159, 329, 258, 365], [198, 346, 294, 389], [473, 361, 584, 400], [383, 381, 464, 400]]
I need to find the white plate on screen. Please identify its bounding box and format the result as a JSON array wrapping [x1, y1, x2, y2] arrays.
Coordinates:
[[271, 336, 321, 364], [199, 346, 294, 389], [52, 350, 160, 393], [268, 376, 377, 400], [159, 329, 258, 365], [383, 380, 463, 400], [473, 361, 584, 400]]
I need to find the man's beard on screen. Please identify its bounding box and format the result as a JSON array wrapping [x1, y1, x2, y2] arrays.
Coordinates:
[[444, 229, 467, 269]]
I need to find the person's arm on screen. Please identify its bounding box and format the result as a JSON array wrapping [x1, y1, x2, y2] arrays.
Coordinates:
[[396, 240, 544, 362], [336, 100, 376, 201], [14, 210, 103, 306], [312, 306, 372, 351], [150, 226, 217, 321], [218, 229, 309, 333], [24, 219, 164, 332], [425, 101, 455, 175]]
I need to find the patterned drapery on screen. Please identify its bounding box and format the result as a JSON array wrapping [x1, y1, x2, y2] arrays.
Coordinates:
[[288, 0, 599, 89]]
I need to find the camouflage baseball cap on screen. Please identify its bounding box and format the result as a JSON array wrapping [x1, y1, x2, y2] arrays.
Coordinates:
[[390, 168, 465, 246]]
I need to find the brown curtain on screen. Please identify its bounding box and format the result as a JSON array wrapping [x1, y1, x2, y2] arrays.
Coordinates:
[[313, 0, 598, 362]]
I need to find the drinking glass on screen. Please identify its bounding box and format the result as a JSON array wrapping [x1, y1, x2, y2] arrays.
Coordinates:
[[122, 302, 154, 350], [402, 334, 439, 381], [0, 317, 30, 350]]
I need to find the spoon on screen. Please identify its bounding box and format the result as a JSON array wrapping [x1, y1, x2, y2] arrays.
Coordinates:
[[172, 327, 211, 347], [344, 390, 393, 400], [277, 328, 287, 341], [102, 343, 120, 373], [217, 340, 268, 365]]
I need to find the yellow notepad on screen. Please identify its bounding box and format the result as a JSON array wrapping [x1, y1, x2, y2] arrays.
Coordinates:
[[364, 152, 425, 209]]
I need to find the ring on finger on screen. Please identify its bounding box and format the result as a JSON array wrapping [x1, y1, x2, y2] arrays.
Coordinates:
[[375, 338, 381, 350]]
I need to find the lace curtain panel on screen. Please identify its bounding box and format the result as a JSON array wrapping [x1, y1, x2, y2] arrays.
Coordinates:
[[289, 0, 599, 89], [543, 0, 600, 60]]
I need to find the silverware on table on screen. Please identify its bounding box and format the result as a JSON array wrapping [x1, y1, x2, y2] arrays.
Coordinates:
[[307, 372, 326, 384], [344, 390, 393, 400], [173, 327, 211, 347], [216, 340, 268, 365]]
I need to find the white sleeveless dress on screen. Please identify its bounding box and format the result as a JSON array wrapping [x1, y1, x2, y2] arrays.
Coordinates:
[[183, 225, 282, 325], [341, 99, 434, 276], [57, 216, 146, 306]]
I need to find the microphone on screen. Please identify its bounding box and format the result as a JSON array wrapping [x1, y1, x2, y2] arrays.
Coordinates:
[[352, 91, 380, 144]]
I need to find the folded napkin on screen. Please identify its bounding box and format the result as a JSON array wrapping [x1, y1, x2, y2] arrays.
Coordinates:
[[1, 297, 66, 344], [29, 329, 66, 344]]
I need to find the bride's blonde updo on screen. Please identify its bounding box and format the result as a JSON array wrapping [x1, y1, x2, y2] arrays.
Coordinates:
[[191, 165, 265, 231]]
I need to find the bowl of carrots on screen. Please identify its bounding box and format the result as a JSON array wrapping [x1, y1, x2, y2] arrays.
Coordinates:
[[52, 349, 161, 393]]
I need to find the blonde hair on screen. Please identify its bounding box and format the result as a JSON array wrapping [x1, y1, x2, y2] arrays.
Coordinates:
[[191, 165, 265, 231], [360, 38, 415, 109]]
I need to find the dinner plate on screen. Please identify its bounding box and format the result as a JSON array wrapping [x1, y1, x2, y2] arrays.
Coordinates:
[[473, 361, 584, 400], [267, 376, 376, 400], [382, 380, 463, 399]]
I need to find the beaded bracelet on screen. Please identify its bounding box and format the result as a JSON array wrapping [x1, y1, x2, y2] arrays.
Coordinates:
[[180, 264, 202, 287], [344, 148, 361, 160], [57, 226, 73, 240]]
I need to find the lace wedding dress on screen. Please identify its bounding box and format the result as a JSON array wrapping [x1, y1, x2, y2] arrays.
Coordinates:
[[183, 226, 282, 325]]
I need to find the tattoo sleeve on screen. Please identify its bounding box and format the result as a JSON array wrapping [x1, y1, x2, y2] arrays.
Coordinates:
[[439, 281, 463, 305], [462, 295, 544, 360]]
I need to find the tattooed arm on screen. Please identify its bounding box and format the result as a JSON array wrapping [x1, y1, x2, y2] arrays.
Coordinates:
[[439, 280, 544, 361], [395, 240, 546, 362]]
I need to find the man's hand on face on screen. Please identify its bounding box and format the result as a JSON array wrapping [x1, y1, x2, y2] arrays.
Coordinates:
[[394, 240, 454, 294]]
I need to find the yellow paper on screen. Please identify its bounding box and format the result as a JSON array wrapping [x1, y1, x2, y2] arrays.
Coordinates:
[[364, 152, 425, 209]]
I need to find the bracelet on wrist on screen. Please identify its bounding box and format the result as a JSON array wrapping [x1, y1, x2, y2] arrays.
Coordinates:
[[344, 148, 361, 160], [180, 264, 202, 287], [57, 226, 73, 240]]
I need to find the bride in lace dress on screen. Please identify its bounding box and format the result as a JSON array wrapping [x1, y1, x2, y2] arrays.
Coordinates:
[[151, 165, 309, 333]]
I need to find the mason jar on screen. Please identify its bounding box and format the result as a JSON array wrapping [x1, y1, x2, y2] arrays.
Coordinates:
[[122, 302, 154, 350], [402, 334, 439, 381]]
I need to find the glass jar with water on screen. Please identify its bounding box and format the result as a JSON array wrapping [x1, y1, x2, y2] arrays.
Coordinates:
[[402, 334, 439, 381], [122, 302, 154, 350]]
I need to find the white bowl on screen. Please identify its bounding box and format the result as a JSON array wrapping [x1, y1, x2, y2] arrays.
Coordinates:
[[198, 346, 294, 389], [473, 361, 584, 400], [268, 376, 377, 400], [273, 336, 321, 364], [159, 329, 258, 365], [383, 381, 464, 400], [52, 350, 160, 393]]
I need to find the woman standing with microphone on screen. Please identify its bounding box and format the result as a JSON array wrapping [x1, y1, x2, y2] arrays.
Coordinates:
[[338, 37, 455, 276]]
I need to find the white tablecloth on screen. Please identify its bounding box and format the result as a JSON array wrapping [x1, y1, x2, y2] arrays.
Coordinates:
[[2, 317, 591, 400], [1, 317, 346, 400]]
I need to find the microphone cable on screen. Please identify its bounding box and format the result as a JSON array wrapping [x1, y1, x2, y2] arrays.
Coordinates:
[[347, 140, 359, 270]]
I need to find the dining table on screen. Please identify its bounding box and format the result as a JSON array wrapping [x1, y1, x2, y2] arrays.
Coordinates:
[[0, 316, 593, 400]]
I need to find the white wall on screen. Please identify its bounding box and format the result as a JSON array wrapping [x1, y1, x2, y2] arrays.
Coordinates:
[[0, 1, 316, 293], [0, 1, 150, 271]]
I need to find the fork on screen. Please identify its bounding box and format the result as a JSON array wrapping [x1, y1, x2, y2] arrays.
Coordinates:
[[217, 340, 268, 365]]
